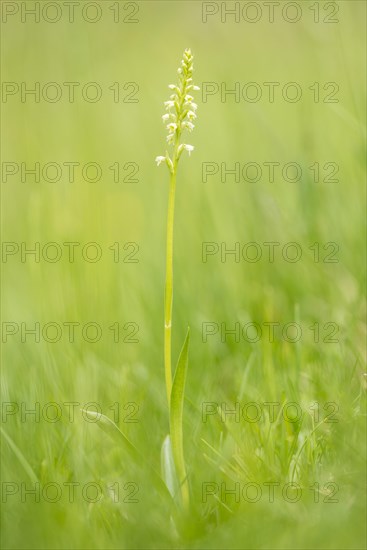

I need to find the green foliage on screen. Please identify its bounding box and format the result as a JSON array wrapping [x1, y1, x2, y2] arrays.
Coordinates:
[[1, 3, 366, 549]]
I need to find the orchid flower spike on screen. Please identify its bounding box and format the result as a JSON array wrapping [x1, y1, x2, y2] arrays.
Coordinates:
[[155, 48, 199, 174]]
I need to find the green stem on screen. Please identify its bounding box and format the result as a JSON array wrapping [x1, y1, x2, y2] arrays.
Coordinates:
[[164, 169, 177, 405]]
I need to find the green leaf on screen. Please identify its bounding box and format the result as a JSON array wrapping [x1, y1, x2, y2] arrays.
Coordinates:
[[160, 434, 180, 500], [170, 327, 190, 508]]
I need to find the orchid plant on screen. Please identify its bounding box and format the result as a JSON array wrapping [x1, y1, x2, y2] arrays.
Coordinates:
[[156, 48, 199, 510], [84, 48, 199, 517]]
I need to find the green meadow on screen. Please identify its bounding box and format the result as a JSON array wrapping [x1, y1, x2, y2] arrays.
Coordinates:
[[1, 1, 366, 548]]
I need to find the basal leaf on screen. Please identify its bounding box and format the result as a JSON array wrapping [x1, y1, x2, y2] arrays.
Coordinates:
[[170, 327, 190, 508], [160, 434, 180, 500]]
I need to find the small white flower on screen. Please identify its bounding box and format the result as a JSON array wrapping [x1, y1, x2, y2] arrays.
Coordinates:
[[185, 95, 194, 102], [168, 85, 180, 95], [182, 121, 195, 132], [162, 113, 170, 122], [183, 144, 194, 155], [166, 134, 175, 144], [155, 156, 166, 166], [164, 100, 174, 110], [167, 122, 177, 133], [193, 85, 200, 91], [187, 110, 197, 121]]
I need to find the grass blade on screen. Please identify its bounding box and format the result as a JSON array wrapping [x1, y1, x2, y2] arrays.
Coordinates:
[[0, 426, 39, 484], [82, 410, 172, 502], [81, 409, 139, 458]]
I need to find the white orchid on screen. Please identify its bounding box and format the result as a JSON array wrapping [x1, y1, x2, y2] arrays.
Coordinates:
[[155, 156, 166, 166], [183, 144, 194, 155], [156, 48, 199, 171]]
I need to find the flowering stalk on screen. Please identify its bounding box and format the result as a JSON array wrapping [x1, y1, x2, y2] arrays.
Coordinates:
[[156, 49, 199, 510], [156, 49, 199, 406]]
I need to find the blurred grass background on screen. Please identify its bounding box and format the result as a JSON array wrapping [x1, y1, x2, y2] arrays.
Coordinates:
[[1, 1, 366, 548]]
